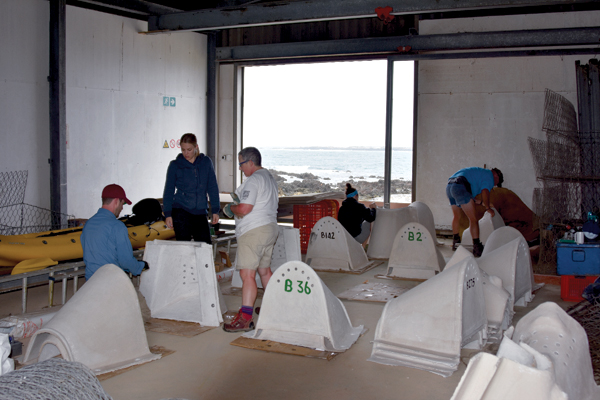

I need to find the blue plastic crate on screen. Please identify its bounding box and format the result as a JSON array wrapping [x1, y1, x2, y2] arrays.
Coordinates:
[[557, 242, 600, 275]]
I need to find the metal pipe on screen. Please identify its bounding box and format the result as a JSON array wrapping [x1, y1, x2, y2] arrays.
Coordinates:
[[22, 277, 28, 314], [49, 272, 55, 307], [74, 266, 79, 293], [62, 276, 67, 304]]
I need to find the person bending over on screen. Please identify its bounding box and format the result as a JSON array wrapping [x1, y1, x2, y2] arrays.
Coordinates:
[[446, 167, 503, 257], [337, 183, 377, 246], [222, 147, 279, 333]]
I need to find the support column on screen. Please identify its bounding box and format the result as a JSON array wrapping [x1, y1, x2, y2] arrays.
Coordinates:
[[383, 58, 394, 208], [206, 32, 217, 165], [49, 0, 67, 227]]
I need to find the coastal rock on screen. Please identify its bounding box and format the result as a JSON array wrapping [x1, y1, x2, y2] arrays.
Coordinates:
[[269, 169, 411, 199]]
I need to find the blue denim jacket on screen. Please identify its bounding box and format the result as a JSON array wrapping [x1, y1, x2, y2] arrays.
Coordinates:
[[162, 153, 220, 217]]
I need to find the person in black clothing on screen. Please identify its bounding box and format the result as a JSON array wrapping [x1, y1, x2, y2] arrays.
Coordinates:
[[337, 183, 377, 245]]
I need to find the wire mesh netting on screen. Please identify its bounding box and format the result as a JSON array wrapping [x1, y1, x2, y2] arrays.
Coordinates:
[[542, 88, 579, 138], [0, 204, 74, 235], [530, 90, 600, 272], [0, 171, 74, 235], [0, 171, 28, 208], [0, 358, 112, 400], [568, 283, 600, 385]]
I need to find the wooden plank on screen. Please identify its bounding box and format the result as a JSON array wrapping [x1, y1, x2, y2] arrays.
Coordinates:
[[144, 318, 215, 337], [312, 260, 384, 275], [96, 345, 174, 381], [230, 337, 339, 360]]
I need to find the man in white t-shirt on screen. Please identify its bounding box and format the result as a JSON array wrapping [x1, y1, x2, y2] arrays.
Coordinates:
[[223, 147, 279, 332]]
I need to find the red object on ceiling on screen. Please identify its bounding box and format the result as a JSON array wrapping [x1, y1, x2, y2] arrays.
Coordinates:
[[375, 6, 394, 24]]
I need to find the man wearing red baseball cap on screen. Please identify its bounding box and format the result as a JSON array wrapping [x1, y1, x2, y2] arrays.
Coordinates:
[[81, 184, 148, 280], [101, 183, 132, 206]]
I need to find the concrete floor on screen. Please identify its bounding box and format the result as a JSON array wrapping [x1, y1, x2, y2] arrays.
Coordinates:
[[0, 238, 572, 400]]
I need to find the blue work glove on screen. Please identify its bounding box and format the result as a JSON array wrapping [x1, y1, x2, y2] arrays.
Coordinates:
[[223, 203, 234, 218], [230, 192, 240, 205]]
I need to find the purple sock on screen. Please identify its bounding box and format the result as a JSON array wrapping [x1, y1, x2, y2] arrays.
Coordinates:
[[241, 306, 253, 317]]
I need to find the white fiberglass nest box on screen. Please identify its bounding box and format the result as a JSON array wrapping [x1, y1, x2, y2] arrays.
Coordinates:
[[451, 351, 567, 399], [23, 264, 160, 375], [409, 201, 443, 245], [243, 261, 364, 352], [367, 206, 417, 259], [367, 201, 439, 259], [447, 247, 513, 343], [385, 222, 446, 279], [305, 216, 368, 272], [512, 302, 600, 400], [369, 255, 488, 377], [232, 225, 301, 288], [478, 226, 534, 308], [140, 240, 225, 326], [461, 208, 505, 246], [452, 302, 600, 400]]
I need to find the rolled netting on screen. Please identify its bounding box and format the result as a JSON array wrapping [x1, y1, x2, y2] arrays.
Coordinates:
[[0, 358, 112, 400]]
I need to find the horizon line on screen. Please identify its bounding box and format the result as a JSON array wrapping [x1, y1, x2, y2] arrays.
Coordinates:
[[258, 146, 413, 151]]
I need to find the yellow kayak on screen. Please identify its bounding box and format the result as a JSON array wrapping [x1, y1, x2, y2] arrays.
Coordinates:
[[0, 220, 175, 269]]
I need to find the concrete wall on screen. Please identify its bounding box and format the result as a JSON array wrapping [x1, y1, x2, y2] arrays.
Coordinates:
[[216, 64, 238, 193], [0, 1, 51, 207], [66, 7, 207, 218], [415, 11, 600, 229], [0, 0, 207, 219]]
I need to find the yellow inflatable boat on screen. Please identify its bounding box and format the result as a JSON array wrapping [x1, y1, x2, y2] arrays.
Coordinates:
[[0, 220, 174, 272], [1, 198, 176, 274]]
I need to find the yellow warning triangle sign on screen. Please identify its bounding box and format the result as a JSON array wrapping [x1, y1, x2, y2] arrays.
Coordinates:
[[163, 140, 169, 148]]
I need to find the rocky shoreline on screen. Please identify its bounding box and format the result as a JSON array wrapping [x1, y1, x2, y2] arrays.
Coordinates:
[[269, 169, 412, 200]]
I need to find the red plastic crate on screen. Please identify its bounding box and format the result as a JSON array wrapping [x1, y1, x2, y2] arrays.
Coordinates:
[[560, 275, 598, 302], [293, 199, 339, 253]]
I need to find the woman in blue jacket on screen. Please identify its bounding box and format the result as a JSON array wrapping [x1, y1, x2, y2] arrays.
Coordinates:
[[163, 133, 220, 243]]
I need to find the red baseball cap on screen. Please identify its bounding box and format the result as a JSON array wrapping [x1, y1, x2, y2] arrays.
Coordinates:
[[101, 184, 132, 205]]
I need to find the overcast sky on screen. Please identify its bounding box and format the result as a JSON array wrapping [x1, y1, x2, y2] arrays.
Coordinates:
[[243, 60, 415, 149]]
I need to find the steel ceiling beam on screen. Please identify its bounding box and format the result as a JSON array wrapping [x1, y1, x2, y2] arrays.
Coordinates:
[[70, 0, 180, 16], [147, 0, 600, 32], [216, 27, 600, 61]]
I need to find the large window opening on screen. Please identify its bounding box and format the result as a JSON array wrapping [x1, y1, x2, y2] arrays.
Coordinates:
[[243, 60, 414, 203]]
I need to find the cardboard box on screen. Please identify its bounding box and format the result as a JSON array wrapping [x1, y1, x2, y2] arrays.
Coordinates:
[[214, 251, 231, 272], [219, 251, 232, 268]]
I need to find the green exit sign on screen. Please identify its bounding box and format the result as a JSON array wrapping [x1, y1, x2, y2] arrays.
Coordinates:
[[162, 96, 176, 107]]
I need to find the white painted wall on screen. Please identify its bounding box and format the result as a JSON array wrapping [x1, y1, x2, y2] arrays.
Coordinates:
[[0, 1, 50, 207], [0, 1, 208, 219], [66, 7, 207, 218], [416, 11, 600, 229]]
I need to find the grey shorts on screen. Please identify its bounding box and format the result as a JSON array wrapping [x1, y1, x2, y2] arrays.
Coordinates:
[[236, 223, 279, 270]]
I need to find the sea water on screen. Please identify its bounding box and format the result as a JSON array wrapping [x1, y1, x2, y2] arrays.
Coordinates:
[[259, 147, 413, 202], [260, 148, 412, 184]]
